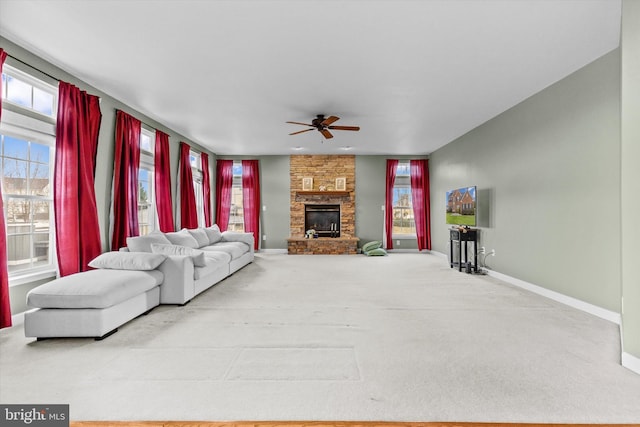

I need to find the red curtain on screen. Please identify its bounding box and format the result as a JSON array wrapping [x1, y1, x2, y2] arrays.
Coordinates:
[[201, 153, 212, 227], [178, 142, 198, 229], [242, 160, 260, 250], [154, 131, 175, 232], [410, 159, 431, 251], [111, 111, 141, 250], [54, 81, 103, 277], [215, 160, 233, 231], [384, 159, 399, 249], [0, 49, 12, 328]]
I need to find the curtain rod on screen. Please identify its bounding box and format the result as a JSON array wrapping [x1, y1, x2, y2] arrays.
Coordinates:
[[5, 53, 61, 83], [6, 52, 166, 137]]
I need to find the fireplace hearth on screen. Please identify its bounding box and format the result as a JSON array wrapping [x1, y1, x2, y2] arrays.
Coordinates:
[[305, 204, 340, 237]]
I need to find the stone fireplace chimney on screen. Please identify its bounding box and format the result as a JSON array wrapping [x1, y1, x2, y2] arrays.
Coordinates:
[[288, 155, 358, 254]]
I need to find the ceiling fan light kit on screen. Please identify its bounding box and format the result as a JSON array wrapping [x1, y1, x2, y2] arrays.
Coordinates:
[[286, 114, 360, 140]]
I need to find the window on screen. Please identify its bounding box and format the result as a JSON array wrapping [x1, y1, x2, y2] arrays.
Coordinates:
[[137, 127, 156, 236], [2, 66, 56, 118], [229, 162, 244, 232], [190, 150, 205, 227], [392, 161, 415, 237], [1, 65, 58, 278]]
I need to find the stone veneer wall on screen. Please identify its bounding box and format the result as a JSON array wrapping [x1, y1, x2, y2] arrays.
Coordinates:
[[290, 155, 356, 237]]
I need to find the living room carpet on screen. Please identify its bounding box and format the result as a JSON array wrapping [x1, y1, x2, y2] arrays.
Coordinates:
[[1, 253, 640, 423]]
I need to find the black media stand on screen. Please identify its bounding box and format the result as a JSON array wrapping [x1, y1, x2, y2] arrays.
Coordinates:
[[449, 228, 478, 272]]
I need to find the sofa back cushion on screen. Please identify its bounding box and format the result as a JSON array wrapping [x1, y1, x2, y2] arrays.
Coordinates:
[[205, 225, 223, 244], [165, 229, 200, 248], [150, 243, 207, 267], [126, 231, 171, 253], [188, 228, 210, 248]]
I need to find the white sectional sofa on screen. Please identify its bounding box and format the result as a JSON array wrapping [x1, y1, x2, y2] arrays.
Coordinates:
[[24, 225, 254, 339], [124, 225, 254, 305]]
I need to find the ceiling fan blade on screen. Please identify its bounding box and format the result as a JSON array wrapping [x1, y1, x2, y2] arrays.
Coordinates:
[[286, 121, 314, 126], [320, 129, 334, 139], [321, 116, 340, 126], [289, 128, 315, 136], [328, 125, 360, 131]]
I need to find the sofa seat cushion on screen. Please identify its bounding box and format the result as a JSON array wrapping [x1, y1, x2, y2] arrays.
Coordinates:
[[27, 269, 164, 309], [201, 242, 248, 260], [202, 250, 232, 264], [194, 261, 228, 281]]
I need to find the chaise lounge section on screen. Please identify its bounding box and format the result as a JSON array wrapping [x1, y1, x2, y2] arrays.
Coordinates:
[[24, 252, 167, 340]]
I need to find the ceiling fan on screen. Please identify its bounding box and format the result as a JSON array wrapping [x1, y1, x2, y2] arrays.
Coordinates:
[[286, 114, 360, 139]]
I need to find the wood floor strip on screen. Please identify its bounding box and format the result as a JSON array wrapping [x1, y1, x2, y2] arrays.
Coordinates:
[[69, 422, 640, 427]]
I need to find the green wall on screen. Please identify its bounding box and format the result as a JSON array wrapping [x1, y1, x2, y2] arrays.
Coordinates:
[[430, 48, 622, 313], [2, 36, 214, 314], [217, 155, 291, 250], [621, 0, 640, 363]]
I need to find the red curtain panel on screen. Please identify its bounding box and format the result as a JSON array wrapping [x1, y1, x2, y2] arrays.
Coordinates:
[[384, 159, 399, 249], [54, 81, 103, 277], [201, 152, 212, 227], [154, 130, 175, 232], [111, 110, 141, 250], [215, 160, 233, 231], [0, 48, 12, 328], [410, 159, 431, 251], [178, 142, 198, 229], [242, 160, 260, 250]]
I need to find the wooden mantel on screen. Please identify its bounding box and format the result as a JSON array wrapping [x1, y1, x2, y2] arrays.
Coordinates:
[[295, 191, 350, 197]]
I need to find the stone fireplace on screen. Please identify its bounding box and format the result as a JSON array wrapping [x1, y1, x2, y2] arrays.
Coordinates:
[[287, 155, 359, 254]]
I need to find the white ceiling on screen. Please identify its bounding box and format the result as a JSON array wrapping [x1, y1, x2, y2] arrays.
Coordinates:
[[0, 0, 621, 156]]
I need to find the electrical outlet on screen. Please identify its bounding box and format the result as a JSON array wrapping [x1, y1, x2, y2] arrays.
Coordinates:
[[396, 240, 400, 246], [262, 235, 267, 241]]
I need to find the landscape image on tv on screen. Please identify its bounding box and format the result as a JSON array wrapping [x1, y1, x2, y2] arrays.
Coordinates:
[[446, 186, 476, 226]]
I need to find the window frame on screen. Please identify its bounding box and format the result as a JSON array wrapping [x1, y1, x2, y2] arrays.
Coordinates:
[[137, 127, 156, 236], [2, 64, 58, 120], [1, 64, 58, 284], [189, 150, 205, 227], [229, 161, 244, 232], [392, 161, 415, 239]]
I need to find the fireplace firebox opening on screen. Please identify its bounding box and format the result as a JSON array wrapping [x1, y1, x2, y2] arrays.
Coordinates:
[[305, 204, 340, 237]]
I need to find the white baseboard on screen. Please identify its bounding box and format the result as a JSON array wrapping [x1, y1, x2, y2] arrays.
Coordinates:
[[259, 249, 288, 254], [622, 352, 640, 375], [10, 310, 25, 327], [486, 269, 621, 324], [431, 250, 621, 325]]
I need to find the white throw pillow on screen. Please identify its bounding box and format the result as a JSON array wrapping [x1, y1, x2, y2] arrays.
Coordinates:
[[88, 252, 166, 270], [204, 225, 223, 244], [126, 231, 171, 253], [165, 229, 200, 248], [188, 228, 210, 248], [150, 243, 207, 267]]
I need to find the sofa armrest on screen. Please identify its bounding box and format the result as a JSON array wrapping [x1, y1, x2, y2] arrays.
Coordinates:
[[221, 231, 255, 255], [157, 255, 195, 304]]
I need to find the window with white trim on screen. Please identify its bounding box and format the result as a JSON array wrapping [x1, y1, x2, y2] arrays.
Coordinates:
[[138, 127, 156, 235], [190, 150, 205, 227], [1, 64, 58, 278], [229, 161, 244, 232], [392, 161, 415, 237]]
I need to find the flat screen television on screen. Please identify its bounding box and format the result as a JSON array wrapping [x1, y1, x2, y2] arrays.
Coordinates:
[[446, 186, 477, 226]]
